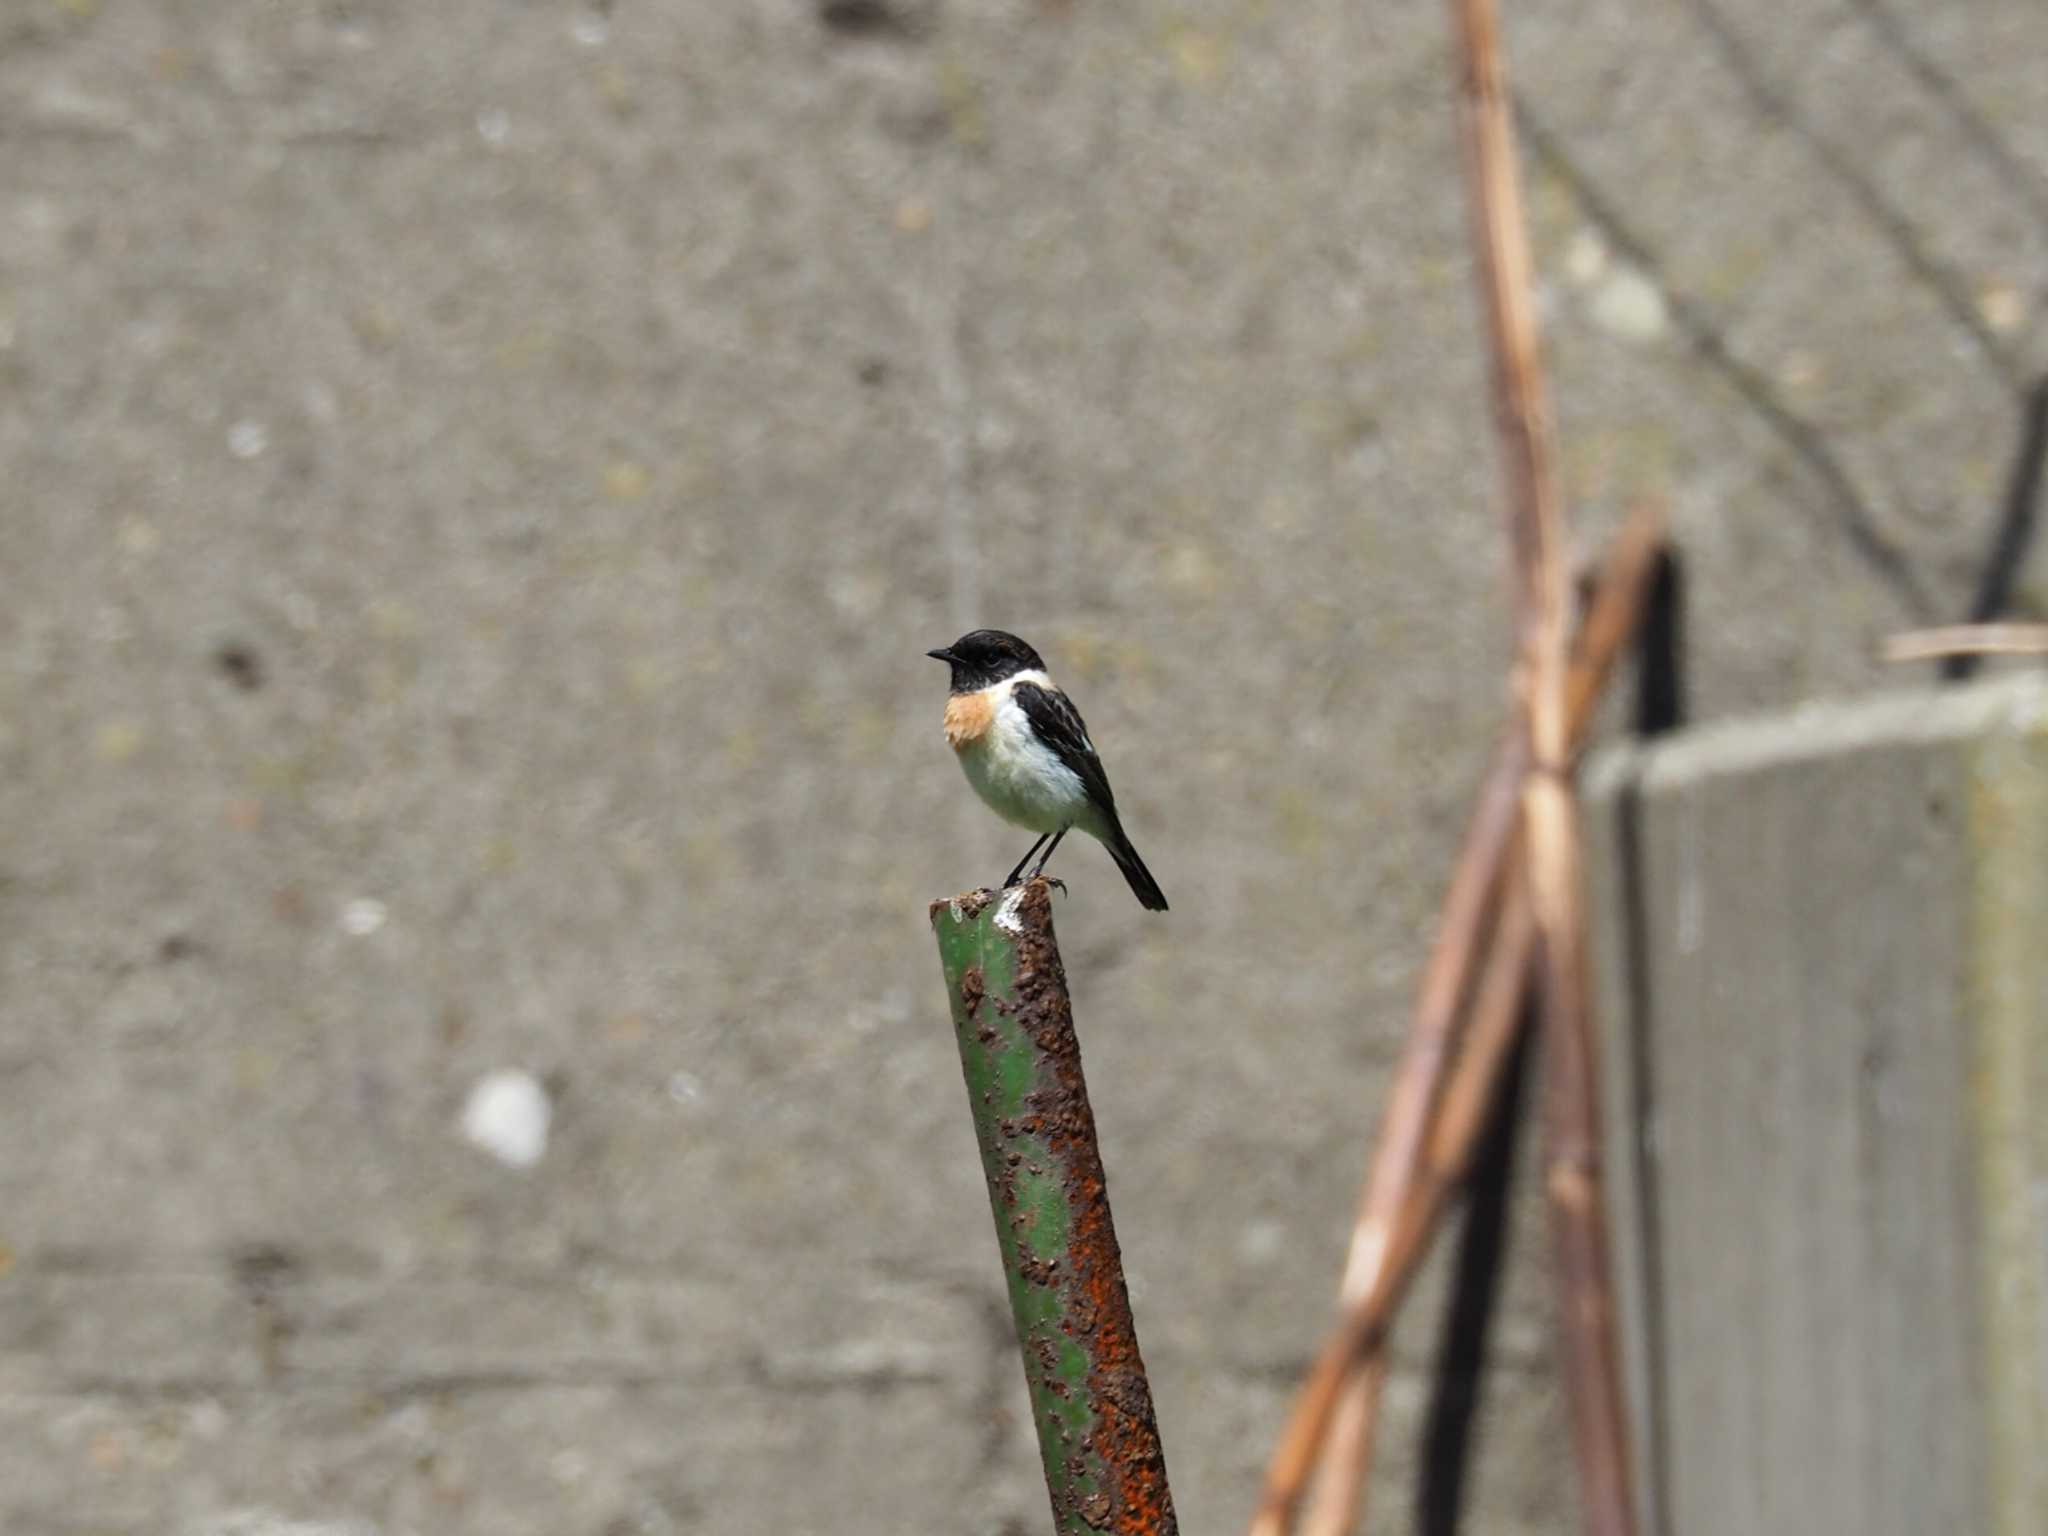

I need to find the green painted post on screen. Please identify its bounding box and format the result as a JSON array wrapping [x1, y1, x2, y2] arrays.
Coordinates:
[[930, 879, 1178, 1536]]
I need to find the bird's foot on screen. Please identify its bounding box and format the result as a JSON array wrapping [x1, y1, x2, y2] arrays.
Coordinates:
[[998, 874, 1066, 897]]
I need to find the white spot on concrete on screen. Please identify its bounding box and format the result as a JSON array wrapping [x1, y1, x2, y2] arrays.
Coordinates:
[[14, 197, 65, 262], [117, 516, 159, 556], [227, 420, 269, 460], [476, 109, 510, 146], [1564, 228, 1608, 286], [27, 84, 133, 141], [847, 987, 911, 1036], [1978, 280, 2025, 336], [826, 569, 884, 622], [571, 12, 610, 46], [188, 1515, 381, 1536], [763, 1332, 949, 1386], [1237, 1219, 1285, 1264], [1778, 348, 1823, 393], [2007, 679, 2048, 736], [339, 898, 387, 937], [665, 1070, 702, 1105], [461, 1069, 551, 1168], [973, 413, 1018, 454], [1589, 267, 1668, 343]]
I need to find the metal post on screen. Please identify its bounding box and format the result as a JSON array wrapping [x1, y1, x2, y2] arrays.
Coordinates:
[[930, 880, 1178, 1536]]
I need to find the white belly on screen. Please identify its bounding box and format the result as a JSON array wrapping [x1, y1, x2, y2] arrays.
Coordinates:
[[956, 697, 1090, 835]]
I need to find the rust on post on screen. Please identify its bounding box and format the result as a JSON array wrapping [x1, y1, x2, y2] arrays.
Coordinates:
[[931, 879, 1178, 1536]]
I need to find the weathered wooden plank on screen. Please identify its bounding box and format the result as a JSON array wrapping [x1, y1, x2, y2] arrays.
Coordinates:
[[1584, 748, 1662, 1536], [1587, 674, 2048, 1536]]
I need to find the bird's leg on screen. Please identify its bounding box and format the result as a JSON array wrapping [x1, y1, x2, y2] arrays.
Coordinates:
[[1029, 827, 1069, 880], [1003, 832, 1051, 889]]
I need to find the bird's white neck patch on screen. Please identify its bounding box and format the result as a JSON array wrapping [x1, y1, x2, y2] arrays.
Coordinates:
[[993, 668, 1053, 698]]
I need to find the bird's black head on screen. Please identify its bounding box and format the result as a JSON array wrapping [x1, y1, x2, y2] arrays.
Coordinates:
[[925, 629, 1046, 693]]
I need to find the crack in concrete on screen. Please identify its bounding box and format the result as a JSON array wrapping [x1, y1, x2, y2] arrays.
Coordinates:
[[1514, 98, 1939, 622], [1844, 0, 2048, 246], [1679, 0, 2023, 391]]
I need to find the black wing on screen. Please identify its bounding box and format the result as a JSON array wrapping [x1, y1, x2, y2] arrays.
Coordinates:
[[1013, 681, 1120, 819]]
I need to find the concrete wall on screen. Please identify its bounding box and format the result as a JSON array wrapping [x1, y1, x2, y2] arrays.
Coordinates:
[[1, 2, 2043, 1533]]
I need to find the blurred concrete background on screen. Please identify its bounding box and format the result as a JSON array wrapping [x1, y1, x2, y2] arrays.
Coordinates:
[[0, 1, 2043, 1533]]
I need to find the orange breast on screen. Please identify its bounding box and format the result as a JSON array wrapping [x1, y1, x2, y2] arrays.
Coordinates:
[[944, 690, 996, 750]]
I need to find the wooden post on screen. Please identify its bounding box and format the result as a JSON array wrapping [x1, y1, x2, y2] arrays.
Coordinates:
[[1585, 672, 2048, 1536]]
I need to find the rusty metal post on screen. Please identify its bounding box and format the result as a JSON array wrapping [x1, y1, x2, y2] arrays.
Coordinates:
[[930, 879, 1179, 1536]]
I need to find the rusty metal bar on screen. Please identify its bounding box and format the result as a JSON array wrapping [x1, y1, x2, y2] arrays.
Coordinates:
[[930, 879, 1178, 1536]]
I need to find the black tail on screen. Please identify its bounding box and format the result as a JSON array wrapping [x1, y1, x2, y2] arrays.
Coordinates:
[[1105, 826, 1168, 912]]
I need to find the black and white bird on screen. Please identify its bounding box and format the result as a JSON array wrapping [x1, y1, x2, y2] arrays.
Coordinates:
[[926, 629, 1168, 911]]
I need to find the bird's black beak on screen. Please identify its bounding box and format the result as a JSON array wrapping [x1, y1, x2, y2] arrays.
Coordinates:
[[926, 647, 957, 664]]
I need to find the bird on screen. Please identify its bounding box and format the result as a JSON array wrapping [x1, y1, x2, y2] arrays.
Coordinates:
[[926, 628, 1168, 911]]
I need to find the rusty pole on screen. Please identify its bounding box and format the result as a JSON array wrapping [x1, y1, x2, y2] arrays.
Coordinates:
[[931, 879, 1178, 1536]]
